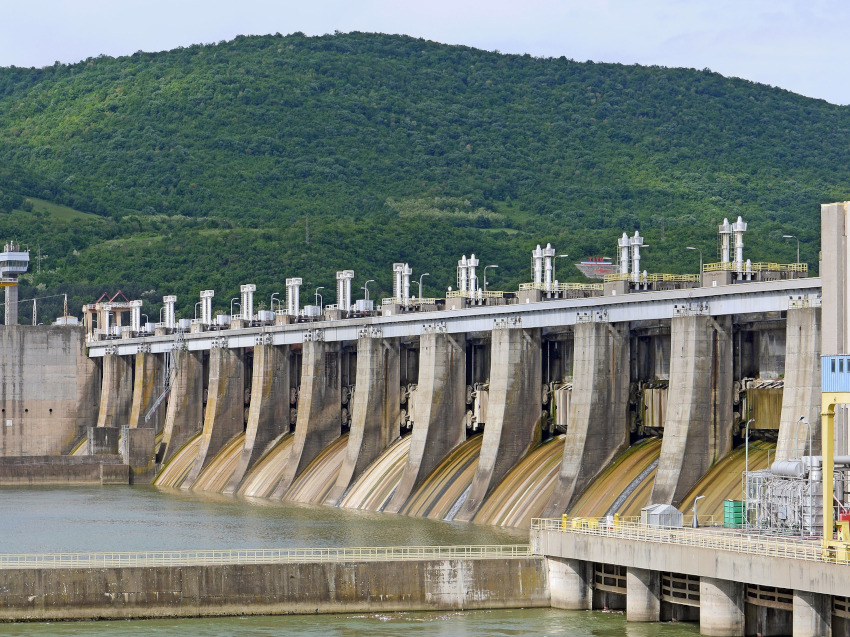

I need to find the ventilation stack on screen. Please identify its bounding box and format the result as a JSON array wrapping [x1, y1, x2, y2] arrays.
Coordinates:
[[200, 290, 214, 326], [532, 245, 544, 285], [719, 218, 733, 265], [163, 295, 177, 330], [286, 278, 302, 317], [336, 270, 354, 311], [543, 243, 556, 292], [130, 300, 142, 333], [732, 216, 747, 274], [393, 263, 411, 305], [618, 233, 630, 276], [457, 256, 469, 294], [467, 253, 479, 296], [240, 284, 256, 322], [629, 231, 645, 283]]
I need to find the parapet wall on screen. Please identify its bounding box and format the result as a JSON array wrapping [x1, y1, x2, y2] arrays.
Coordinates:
[[0, 326, 99, 456], [0, 557, 548, 621]]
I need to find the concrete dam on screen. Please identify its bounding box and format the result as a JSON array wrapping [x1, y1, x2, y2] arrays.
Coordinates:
[[0, 213, 825, 530]]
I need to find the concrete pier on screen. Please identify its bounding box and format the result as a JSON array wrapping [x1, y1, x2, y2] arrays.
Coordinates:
[[127, 351, 165, 431], [273, 340, 341, 498], [87, 426, 120, 455], [700, 577, 745, 637], [120, 426, 156, 484], [182, 346, 245, 490], [793, 591, 832, 637], [159, 349, 204, 464], [547, 557, 592, 610], [776, 307, 822, 461], [627, 567, 661, 622], [385, 332, 466, 514], [455, 326, 542, 521], [224, 344, 290, 495], [651, 315, 732, 507], [544, 321, 630, 516], [95, 352, 133, 429], [326, 335, 400, 505]]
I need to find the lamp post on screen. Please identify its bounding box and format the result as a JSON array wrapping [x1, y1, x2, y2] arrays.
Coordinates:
[[363, 279, 374, 302], [553, 254, 569, 287], [314, 287, 324, 309], [271, 292, 280, 313], [194, 301, 201, 320], [744, 418, 755, 528], [783, 234, 800, 264], [419, 273, 430, 299], [692, 495, 706, 528], [483, 265, 498, 292], [686, 246, 703, 284], [230, 297, 240, 318]]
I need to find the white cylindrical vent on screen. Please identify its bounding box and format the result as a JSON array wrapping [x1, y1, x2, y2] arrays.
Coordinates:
[[130, 300, 142, 332], [163, 295, 176, 329], [200, 290, 214, 325], [240, 284, 256, 321], [336, 270, 354, 310], [618, 233, 630, 274], [732, 216, 747, 273], [286, 278, 302, 316], [468, 253, 479, 295], [532, 244, 543, 284], [630, 231, 644, 283], [543, 243, 556, 292], [458, 256, 468, 293], [719, 218, 732, 264]]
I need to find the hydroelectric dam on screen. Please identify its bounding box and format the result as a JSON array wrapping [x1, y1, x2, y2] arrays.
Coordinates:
[[2, 202, 850, 635]]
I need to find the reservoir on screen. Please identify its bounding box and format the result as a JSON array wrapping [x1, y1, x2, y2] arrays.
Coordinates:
[[0, 486, 698, 635]]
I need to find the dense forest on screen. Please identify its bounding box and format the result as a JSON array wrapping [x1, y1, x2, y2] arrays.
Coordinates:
[[0, 31, 847, 322]]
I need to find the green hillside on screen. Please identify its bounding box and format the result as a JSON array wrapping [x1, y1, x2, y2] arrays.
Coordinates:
[[0, 31, 847, 321]]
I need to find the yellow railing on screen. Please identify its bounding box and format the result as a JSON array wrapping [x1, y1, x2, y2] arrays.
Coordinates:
[[381, 297, 439, 306], [446, 290, 505, 299], [703, 262, 808, 273], [602, 272, 632, 282], [603, 273, 700, 284], [518, 282, 603, 292], [532, 518, 847, 565], [0, 544, 532, 570]]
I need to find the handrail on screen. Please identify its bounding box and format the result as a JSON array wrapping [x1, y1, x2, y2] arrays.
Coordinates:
[[531, 518, 848, 564], [0, 544, 532, 570], [703, 262, 808, 273], [446, 290, 505, 299], [603, 273, 701, 283], [519, 282, 603, 292]]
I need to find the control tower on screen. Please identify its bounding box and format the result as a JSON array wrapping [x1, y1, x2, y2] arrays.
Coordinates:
[[0, 242, 29, 325]]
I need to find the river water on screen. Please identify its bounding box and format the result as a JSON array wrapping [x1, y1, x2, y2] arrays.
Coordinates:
[[0, 486, 699, 636]]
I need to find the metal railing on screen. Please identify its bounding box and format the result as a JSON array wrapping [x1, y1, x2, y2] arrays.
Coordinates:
[[0, 544, 532, 570], [518, 282, 603, 292], [532, 518, 847, 564], [603, 273, 701, 284], [703, 262, 808, 273], [446, 290, 505, 299]]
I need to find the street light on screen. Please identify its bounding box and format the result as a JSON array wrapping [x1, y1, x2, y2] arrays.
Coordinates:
[[314, 286, 324, 309], [483, 265, 498, 292], [419, 273, 430, 298], [783, 234, 800, 264], [553, 254, 569, 286], [363, 280, 375, 301], [686, 246, 703, 284], [194, 301, 201, 320], [271, 292, 280, 313], [230, 297, 240, 318], [692, 495, 706, 528]]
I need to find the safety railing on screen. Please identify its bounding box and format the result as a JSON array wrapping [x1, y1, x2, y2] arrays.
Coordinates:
[[519, 282, 604, 292], [603, 272, 632, 282], [531, 518, 847, 565], [0, 544, 532, 570], [646, 273, 701, 283], [446, 290, 505, 299], [703, 262, 808, 273], [381, 297, 439, 306]]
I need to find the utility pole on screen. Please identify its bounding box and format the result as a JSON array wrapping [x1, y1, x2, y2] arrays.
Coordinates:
[[36, 244, 48, 274]]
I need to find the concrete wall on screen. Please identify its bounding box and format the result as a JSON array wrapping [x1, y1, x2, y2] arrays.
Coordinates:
[[326, 336, 400, 505], [128, 352, 166, 431], [159, 349, 204, 464], [95, 353, 134, 429], [385, 332, 466, 514], [651, 315, 732, 507], [544, 321, 630, 516], [776, 308, 822, 461], [0, 326, 100, 457], [456, 326, 542, 521], [0, 557, 548, 621], [182, 346, 245, 490], [224, 343, 290, 495], [0, 455, 127, 485], [273, 339, 341, 498]]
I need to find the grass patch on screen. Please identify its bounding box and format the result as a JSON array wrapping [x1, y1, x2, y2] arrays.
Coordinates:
[[15, 197, 103, 222]]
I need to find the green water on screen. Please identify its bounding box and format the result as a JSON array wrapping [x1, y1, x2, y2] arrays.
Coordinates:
[[0, 486, 699, 635]]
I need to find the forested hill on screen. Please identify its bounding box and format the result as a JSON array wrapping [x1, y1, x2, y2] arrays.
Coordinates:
[[0, 31, 847, 320]]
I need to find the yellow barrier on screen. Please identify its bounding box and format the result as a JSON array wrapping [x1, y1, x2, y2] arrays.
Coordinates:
[[703, 262, 808, 273]]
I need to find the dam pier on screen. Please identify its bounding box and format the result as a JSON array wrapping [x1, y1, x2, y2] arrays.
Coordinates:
[[3, 203, 850, 635]]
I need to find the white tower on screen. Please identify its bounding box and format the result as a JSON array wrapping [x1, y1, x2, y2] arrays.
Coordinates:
[[467, 253, 479, 295], [393, 263, 412, 305], [130, 300, 143, 333], [618, 233, 630, 275], [336, 270, 354, 310], [200, 290, 214, 325], [531, 244, 544, 284], [286, 278, 302, 317], [163, 295, 177, 330], [629, 231, 645, 283], [732, 216, 747, 273], [240, 284, 256, 322], [457, 256, 469, 293], [719, 218, 733, 265], [0, 241, 29, 325], [543, 243, 556, 292]]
